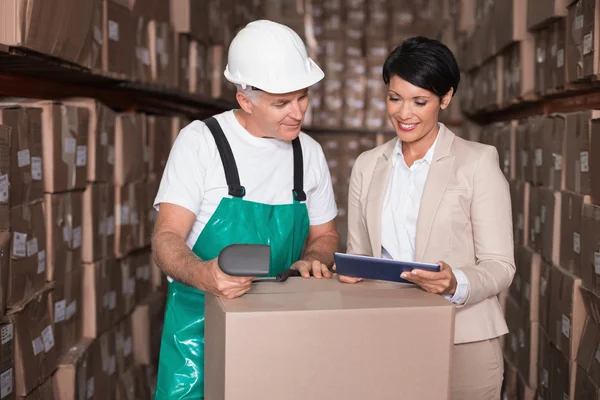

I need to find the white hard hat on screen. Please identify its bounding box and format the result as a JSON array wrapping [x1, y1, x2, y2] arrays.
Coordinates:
[[224, 20, 325, 94]]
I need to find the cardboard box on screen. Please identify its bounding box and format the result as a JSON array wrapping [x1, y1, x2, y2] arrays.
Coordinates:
[[133, 365, 157, 400], [16, 377, 52, 400], [52, 338, 95, 400], [550, 265, 587, 360], [62, 99, 116, 184], [141, 179, 158, 249], [146, 116, 170, 181], [132, 14, 151, 83], [564, 111, 600, 196], [82, 0, 104, 71], [535, 26, 550, 95], [115, 366, 137, 400], [131, 292, 165, 365], [82, 184, 115, 263], [149, 21, 176, 87], [515, 120, 531, 182], [547, 114, 566, 191], [49, 268, 82, 358], [504, 359, 519, 398], [9, 201, 46, 308], [501, 37, 536, 104], [0, 125, 9, 230], [510, 180, 530, 247], [528, 0, 569, 30], [150, 257, 167, 294], [528, 116, 547, 186], [577, 286, 600, 387], [117, 258, 135, 319], [129, 250, 151, 305], [114, 317, 134, 378], [169, 0, 209, 41], [0, 322, 15, 400], [581, 203, 600, 294], [567, 0, 593, 82], [205, 279, 455, 400], [560, 191, 588, 274], [514, 246, 542, 324], [209, 45, 225, 99], [114, 113, 145, 186], [529, 185, 542, 251], [94, 330, 117, 398], [33, 102, 89, 193], [537, 329, 552, 399], [504, 296, 524, 366], [115, 183, 144, 259], [552, 346, 578, 400], [575, 364, 600, 399], [9, 290, 57, 397], [343, 58, 367, 129], [0, 232, 10, 319], [539, 187, 561, 265], [43, 192, 82, 283], [188, 39, 208, 94], [495, 0, 528, 52], [82, 260, 119, 339], [0, 107, 43, 209], [176, 34, 190, 92], [582, 0, 600, 79], [103, 0, 136, 78], [518, 319, 540, 390], [540, 259, 552, 333], [591, 117, 600, 205]]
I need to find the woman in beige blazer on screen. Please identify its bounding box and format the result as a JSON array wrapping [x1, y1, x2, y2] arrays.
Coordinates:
[[340, 37, 515, 400]]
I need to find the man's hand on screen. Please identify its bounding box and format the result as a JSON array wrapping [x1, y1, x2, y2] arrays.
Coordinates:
[[331, 263, 362, 284], [291, 259, 333, 279], [399, 261, 457, 296], [200, 258, 254, 299]]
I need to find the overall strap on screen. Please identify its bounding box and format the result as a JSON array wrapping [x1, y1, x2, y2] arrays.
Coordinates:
[[203, 117, 245, 198], [292, 137, 306, 202]]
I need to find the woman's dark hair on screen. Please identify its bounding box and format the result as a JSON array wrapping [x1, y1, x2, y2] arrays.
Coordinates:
[[382, 36, 460, 98]]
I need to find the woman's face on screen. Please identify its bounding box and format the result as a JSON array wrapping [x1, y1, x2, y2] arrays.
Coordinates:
[[386, 75, 452, 144]]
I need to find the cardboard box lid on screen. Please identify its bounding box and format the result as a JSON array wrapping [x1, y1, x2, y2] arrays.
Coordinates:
[[217, 279, 454, 313]]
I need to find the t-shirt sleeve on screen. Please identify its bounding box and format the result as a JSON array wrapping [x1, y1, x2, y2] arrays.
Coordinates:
[[306, 145, 338, 226], [153, 122, 208, 215]]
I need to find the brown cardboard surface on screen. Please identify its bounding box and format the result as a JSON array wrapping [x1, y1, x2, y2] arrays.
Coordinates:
[[35, 102, 89, 193], [550, 18, 567, 91], [560, 191, 588, 274], [82, 183, 115, 263], [50, 268, 82, 358], [565, 111, 600, 196], [511, 180, 530, 247], [0, 107, 43, 209], [9, 289, 57, 397], [146, 116, 170, 181], [130, 249, 151, 305], [141, 179, 158, 249], [0, 232, 10, 319], [117, 258, 135, 319], [9, 201, 46, 308], [82, 0, 104, 71], [62, 99, 116, 184], [535, 27, 550, 95], [548, 114, 566, 191], [82, 260, 119, 339], [529, 186, 542, 250], [0, 125, 10, 230], [550, 264, 587, 360], [176, 34, 190, 92], [578, 286, 600, 387], [114, 316, 134, 378], [188, 39, 208, 94], [539, 187, 561, 266], [103, 0, 136, 78], [528, 0, 569, 30], [133, 14, 151, 83], [114, 113, 145, 186], [537, 329, 552, 399], [567, 0, 587, 82], [150, 257, 167, 294], [505, 296, 523, 367], [540, 259, 552, 333], [581, 203, 600, 294], [517, 317, 540, 389], [504, 359, 519, 399], [43, 192, 83, 283], [52, 338, 95, 400], [169, 0, 209, 40], [515, 120, 531, 182], [115, 183, 144, 259], [94, 330, 117, 398], [575, 364, 600, 399], [131, 292, 165, 365], [591, 118, 600, 205], [0, 322, 15, 400], [551, 346, 577, 400], [149, 21, 176, 87], [205, 279, 455, 400]]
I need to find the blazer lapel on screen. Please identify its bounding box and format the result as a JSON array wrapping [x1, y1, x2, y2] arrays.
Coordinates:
[[366, 140, 395, 257], [415, 125, 456, 262]]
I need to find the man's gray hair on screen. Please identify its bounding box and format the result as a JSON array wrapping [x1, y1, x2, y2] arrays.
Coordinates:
[[235, 84, 261, 104]]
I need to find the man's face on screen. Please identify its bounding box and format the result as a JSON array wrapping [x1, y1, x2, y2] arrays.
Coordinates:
[[248, 88, 309, 140]]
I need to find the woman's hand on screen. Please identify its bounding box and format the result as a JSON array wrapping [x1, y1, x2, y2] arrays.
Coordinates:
[[400, 261, 457, 296]]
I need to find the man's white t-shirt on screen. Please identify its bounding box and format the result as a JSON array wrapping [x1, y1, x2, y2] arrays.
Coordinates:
[[153, 110, 338, 254]]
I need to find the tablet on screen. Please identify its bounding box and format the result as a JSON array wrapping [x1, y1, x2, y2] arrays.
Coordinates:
[[333, 253, 440, 284]]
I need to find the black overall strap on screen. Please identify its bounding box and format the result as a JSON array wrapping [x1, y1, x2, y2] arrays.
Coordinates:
[[203, 117, 246, 198], [292, 137, 306, 202]]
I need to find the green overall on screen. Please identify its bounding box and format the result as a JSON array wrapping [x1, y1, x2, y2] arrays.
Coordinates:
[[154, 117, 310, 399]]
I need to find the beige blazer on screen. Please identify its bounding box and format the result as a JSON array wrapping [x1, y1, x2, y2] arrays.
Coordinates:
[[346, 124, 515, 344]]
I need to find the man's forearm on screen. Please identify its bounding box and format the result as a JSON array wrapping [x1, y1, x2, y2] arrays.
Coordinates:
[[152, 231, 208, 290], [301, 231, 339, 267]]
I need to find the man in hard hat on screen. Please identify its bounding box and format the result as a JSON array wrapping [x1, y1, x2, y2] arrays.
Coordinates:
[[152, 20, 340, 399]]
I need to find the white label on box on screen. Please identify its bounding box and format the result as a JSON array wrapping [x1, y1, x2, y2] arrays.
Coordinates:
[[109, 291, 116, 310], [120, 205, 130, 225], [0, 175, 7, 203], [541, 277, 547, 296], [66, 300, 77, 320], [32, 337, 44, 355], [64, 138, 76, 154], [576, 15, 584, 30], [143, 48, 150, 66], [557, 49, 565, 68], [535, 216, 541, 234], [26, 238, 38, 257], [555, 154, 563, 170], [76, 145, 87, 167], [108, 20, 119, 41], [518, 213, 524, 230], [33, 157, 43, 178], [37, 250, 45, 274], [574, 232, 581, 254], [109, 355, 116, 375], [584, 33, 593, 55], [0, 368, 12, 398], [131, 211, 139, 226], [107, 216, 115, 235], [535, 148, 543, 166], [124, 336, 132, 356], [72, 226, 82, 249], [595, 252, 600, 275], [17, 149, 30, 167], [518, 328, 525, 347], [580, 151, 589, 172], [13, 232, 26, 257], [157, 38, 165, 54], [54, 300, 66, 323], [42, 325, 54, 352], [93, 26, 103, 44], [108, 145, 115, 165], [87, 377, 94, 399], [525, 283, 530, 301], [101, 131, 108, 146], [541, 205, 547, 224], [562, 314, 571, 338], [542, 369, 549, 388], [63, 226, 72, 243], [1, 325, 13, 345], [510, 334, 517, 352]]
